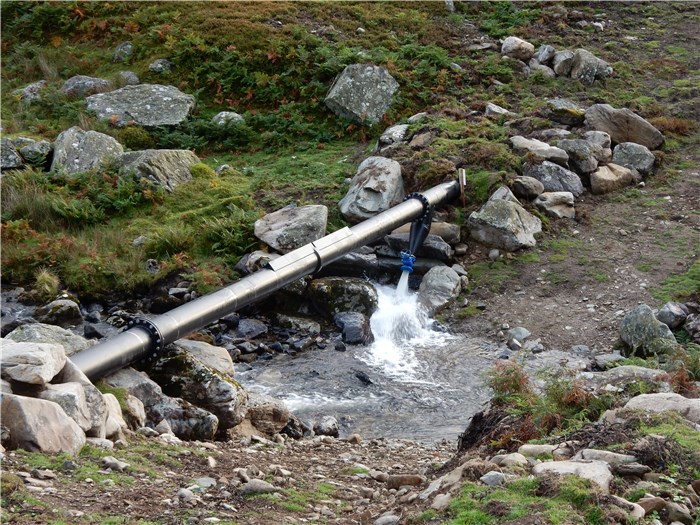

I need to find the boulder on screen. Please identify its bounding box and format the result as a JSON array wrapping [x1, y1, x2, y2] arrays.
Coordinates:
[[211, 111, 244, 126], [624, 393, 700, 425], [173, 339, 236, 376], [119, 149, 199, 192], [313, 415, 339, 437], [510, 136, 569, 165], [1, 138, 24, 170], [534, 192, 576, 219], [236, 319, 268, 339], [339, 156, 404, 223], [511, 176, 544, 199], [546, 98, 586, 126], [325, 64, 399, 124], [51, 126, 124, 174], [532, 460, 613, 493], [501, 36, 535, 61], [53, 359, 109, 438], [584, 104, 664, 149], [103, 393, 128, 439], [19, 140, 52, 167], [38, 382, 93, 432], [488, 186, 521, 204], [534, 44, 556, 65], [117, 70, 140, 86], [103, 367, 219, 440], [5, 323, 94, 356], [620, 304, 677, 357], [334, 312, 372, 345], [467, 199, 542, 251], [376, 124, 409, 153], [485, 103, 516, 117], [143, 346, 248, 431], [552, 50, 575, 76], [527, 60, 556, 78], [35, 299, 83, 328], [113, 41, 134, 62], [590, 163, 634, 195], [12, 80, 47, 106], [523, 161, 584, 197], [384, 233, 452, 261], [86, 84, 195, 127], [1, 394, 86, 455], [583, 131, 613, 162], [579, 365, 670, 395], [61, 75, 113, 98], [570, 49, 613, 85], [308, 277, 378, 318], [1, 340, 66, 386], [612, 142, 655, 176], [656, 302, 689, 329], [148, 59, 173, 73], [556, 139, 600, 174], [244, 392, 291, 436], [418, 266, 461, 315], [254, 205, 328, 254]]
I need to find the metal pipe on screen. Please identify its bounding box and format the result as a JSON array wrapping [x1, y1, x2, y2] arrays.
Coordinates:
[[71, 180, 460, 379]]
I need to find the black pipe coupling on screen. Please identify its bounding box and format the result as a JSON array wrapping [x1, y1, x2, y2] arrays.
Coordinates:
[[126, 317, 165, 356], [404, 192, 431, 220]]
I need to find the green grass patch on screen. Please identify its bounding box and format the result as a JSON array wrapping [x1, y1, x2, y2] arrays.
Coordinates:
[[466, 260, 518, 293], [651, 260, 700, 303]]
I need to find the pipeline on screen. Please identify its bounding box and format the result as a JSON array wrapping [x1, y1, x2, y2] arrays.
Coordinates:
[[70, 180, 460, 379]]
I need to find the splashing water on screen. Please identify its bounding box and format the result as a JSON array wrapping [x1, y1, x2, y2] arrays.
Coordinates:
[[359, 277, 451, 381]]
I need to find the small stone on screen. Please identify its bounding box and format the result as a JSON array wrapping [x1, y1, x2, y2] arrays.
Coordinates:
[[101, 456, 129, 472], [480, 471, 506, 486]]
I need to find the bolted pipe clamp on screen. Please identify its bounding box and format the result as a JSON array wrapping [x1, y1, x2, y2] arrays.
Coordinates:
[[404, 192, 431, 220], [126, 317, 165, 356]]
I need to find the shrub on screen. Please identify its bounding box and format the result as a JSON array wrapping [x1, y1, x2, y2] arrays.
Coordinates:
[[487, 362, 531, 402], [34, 267, 60, 301], [118, 126, 156, 150]]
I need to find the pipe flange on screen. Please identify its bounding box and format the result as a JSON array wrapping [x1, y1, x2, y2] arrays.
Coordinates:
[[126, 317, 165, 354], [404, 192, 431, 220]]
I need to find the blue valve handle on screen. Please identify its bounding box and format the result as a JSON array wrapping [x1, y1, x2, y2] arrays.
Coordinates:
[[400, 250, 416, 273]]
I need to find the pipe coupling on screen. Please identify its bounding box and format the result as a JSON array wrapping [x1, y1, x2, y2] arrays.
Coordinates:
[[404, 192, 431, 220], [126, 317, 165, 355]]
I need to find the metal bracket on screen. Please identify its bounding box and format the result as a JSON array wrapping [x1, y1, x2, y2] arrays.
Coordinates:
[[126, 317, 165, 355]]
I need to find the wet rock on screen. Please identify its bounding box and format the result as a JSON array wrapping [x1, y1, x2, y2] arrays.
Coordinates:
[[510, 136, 569, 165], [276, 314, 321, 336], [512, 176, 544, 200], [546, 98, 586, 126], [620, 304, 676, 357], [656, 302, 689, 329], [570, 49, 613, 85], [334, 312, 372, 345], [552, 50, 575, 76], [1, 394, 86, 455], [86, 84, 195, 127], [1, 340, 67, 385], [309, 277, 378, 318], [211, 111, 244, 126], [61, 75, 112, 98], [612, 142, 655, 176], [51, 126, 124, 174], [590, 163, 635, 195], [254, 204, 328, 254], [534, 191, 576, 219], [313, 416, 339, 437], [35, 299, 83, 328], [624, 393, 700, 425], [585, 104, 664, 149], [557, 139, 600, 174], [325, 64, 399, 124], [118, 149, 199, 193], [501, 36, 535, 61], [467, 199, 542, 251], [5, 323, 94, 356], [532, 460, 612, 493], [385, 233, 452, 261], [339, 156, 404, 223], [418, 266, 461, 315]]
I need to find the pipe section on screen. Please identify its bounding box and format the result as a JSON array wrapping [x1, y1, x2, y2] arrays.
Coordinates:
[[71, 180, 460, 379]]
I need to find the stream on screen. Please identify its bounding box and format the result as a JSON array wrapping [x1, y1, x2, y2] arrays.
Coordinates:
[[239, 277, 496, 442]]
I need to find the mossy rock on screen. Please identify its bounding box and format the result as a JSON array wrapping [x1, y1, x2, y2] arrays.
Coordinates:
[[308, 277, 378, 319]]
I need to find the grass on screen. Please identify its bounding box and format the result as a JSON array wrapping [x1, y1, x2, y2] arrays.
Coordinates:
[[651, 260, 700, 303]]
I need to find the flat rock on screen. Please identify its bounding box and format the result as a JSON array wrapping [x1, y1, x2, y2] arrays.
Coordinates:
[[534, 191, 575, 219], [612, 142, 655, 176], [119, 149, 200, 193], [467, 199, 542, 251], [590, 163, 634, 195], [1, 340, 67, 385], [585, 104, 664, 149], [532, 460, 613, 493], [51, 126, 123, 174], [623, 393, 700, 424], [510, 136, 569, 165], [523, 161, 583, 197], [254, 205, 328, 254]]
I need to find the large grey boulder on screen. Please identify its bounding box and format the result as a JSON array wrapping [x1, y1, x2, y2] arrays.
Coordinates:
[[523, 161, 584, 197], [590, 163, 634, 195], [61, 75, 113, 98], [556, 139, 600, 174], [39, 382, 93, 432], [1, 138, 24, 170], [552, 50, 575, 76], [308, 277, 378, 318], [142, 346, 248, 431], [19, 140, 52, 167], [418, 266, 461, 315], [325, 64, 399, 124], [1, 340, 66, 386], [467, 199, 542, 251], [620, 304, 677, 357], [584, 104, 664, 149], [510, 136, 569, 165], [119, 149, 199, 192], [173, 339, 235, 377], [254, 205, 328, 254], [35, 299, 83, 328], [623, 393, 700, 425], [546, 98, 586, 126], [534, 45, 556, 65], [534, 192, 575, 219], [51, 126, 123, 174], [339, 156, 404, 223], [656, 302, 689, 330], [511, 176, 544, 200], [5, 323, 94, 356], [612, 142, 655, 176], [501, 36, 535, 61], [532, 460, 613, 494], [244, 392, 291, 436], [570, 49, 613, 85], [1, 394, 86, 455], [103, 367, 219, 440], [86, 84, 196, 127]]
